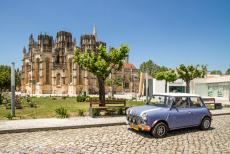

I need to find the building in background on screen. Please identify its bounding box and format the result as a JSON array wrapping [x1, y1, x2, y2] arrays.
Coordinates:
[[143, 74, 230, 103], [21, 27, 139, 95], [193, 75, 230, 102]]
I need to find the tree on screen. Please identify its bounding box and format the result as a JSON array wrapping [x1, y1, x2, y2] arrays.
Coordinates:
[[0, 65, 11, 104], [15, 68, 21, 90], [106, 77, 123, 98], [177, 64, 207, 93], [210, 70, 222, 75], [74, 44, 129, 105], [226, 68, 230, 75], [155, 70, 178, 93], [140, 60, 168, 77]]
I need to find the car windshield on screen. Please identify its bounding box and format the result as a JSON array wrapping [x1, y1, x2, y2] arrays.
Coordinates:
[[147, 95, 172, 107]]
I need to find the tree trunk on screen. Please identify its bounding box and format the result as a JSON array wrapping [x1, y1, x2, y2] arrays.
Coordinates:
[[111, 85, 115, 98], [165, 81, 168, 93], [186, 81, 190, 93], [97, 76, 105, 106]]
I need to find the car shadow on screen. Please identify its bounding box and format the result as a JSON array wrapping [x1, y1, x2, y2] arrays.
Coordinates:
[[128, 127, 215, 138]]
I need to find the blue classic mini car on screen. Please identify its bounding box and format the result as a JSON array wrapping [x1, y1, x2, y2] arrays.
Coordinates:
[[126, 93, 212, 138]]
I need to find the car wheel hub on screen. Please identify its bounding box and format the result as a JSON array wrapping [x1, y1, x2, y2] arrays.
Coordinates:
[[157, 126, 165, 136], [204, 119, 210, 129]]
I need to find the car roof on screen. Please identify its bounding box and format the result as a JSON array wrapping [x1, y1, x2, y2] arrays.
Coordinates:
[[152, 93, 201, 97]]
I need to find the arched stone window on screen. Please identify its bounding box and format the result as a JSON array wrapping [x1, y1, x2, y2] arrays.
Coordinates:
[[25, 62, 29, 84], [45, 58, 50, 84], [56, 51, 60, 64], [35, 58, 40, 82], [56, 73, 61, 85], [69, 58, 73, 83]]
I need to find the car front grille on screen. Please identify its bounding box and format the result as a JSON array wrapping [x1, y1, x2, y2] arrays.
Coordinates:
[[127, 114, 143, 125]]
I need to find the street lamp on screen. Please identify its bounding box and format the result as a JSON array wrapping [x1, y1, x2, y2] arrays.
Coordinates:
[[11, 62, 15, 117], [145, 70, 149, 102]]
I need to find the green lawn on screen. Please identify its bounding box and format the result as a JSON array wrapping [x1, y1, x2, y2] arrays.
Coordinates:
[[0, 97, 145, 120]]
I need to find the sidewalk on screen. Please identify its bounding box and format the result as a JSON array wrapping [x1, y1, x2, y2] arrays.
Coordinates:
[[0, 108, 230, 134]]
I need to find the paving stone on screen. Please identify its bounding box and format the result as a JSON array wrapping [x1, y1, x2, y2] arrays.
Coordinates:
[[0, 115, 230, 153]]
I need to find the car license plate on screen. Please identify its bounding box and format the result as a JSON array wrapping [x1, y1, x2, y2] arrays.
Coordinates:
[[130, 123, 139, 131]]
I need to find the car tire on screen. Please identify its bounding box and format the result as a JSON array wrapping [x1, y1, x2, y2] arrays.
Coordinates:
[[151, 122, 167, 138], [200, 117, 211, 130]]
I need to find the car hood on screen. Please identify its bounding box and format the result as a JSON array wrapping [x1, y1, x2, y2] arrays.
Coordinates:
[[129, 105, 163, 116]]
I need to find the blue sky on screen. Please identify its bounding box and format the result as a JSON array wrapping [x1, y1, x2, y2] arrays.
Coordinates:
[[0, 0, 230, 72]]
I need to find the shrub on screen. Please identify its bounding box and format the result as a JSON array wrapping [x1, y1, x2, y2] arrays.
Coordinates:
[[77, 109, 85, 116], [61, 96, 67, 100], [6, 113, 13, 120], [117, 108, 124, 115], [52, 97, 57, 100], [28, 101, 37, 108], [92, 108, 100, 117], [85, 96, 91, 102], [55, 107, 69, 118], [77, 95, 90, 102], [0, 94, 3, 105]]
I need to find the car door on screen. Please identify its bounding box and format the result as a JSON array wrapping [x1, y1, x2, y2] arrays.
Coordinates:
[[167, 97, 193, 129], [188, 97, 206, 126]]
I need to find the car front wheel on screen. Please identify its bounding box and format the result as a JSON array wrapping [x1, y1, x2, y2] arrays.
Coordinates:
[[151, 122, 167, 138], [200, 117, 211, 130]]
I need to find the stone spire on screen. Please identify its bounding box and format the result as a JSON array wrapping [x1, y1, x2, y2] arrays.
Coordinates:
[[93, 25, 97, 41], [29, 33, 34, 45], [23, 46, 27, 54]]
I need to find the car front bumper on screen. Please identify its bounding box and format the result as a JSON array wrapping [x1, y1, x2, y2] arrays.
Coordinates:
[[126, 115, 151, 132]]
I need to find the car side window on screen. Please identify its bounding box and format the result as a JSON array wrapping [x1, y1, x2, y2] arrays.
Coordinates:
[[190, 97, 203, 108], [174, 97, 189, 108]]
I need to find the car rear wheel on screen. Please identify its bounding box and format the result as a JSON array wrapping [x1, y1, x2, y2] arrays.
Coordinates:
[[151, 122, 167, 138], [200, 117, 211, 130]]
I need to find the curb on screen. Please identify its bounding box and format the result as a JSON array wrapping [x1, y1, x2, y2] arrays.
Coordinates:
[[0, 122, 126, 134], [0, 113, 230, 134], [212, 113, 230, 116]]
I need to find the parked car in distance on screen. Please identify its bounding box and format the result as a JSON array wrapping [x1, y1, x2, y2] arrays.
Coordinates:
[[126, 93, 212, 138]]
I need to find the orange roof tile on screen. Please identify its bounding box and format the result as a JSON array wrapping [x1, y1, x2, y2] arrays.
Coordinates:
[[123, 63, 136, 69]]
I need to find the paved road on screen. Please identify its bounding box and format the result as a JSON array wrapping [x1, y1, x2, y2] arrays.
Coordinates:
[[0, 115, 230, 154]]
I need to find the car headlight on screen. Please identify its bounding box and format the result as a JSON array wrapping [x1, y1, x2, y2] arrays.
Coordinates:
[[126, 109, 130, 115], [141, 113, 148, 121]]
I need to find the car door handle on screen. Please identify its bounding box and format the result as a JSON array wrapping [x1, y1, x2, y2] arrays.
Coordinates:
[[188, 111, 192, 114]]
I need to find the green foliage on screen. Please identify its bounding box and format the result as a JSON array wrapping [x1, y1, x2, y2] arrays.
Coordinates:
[[0, 93, 3, 105], [0, 65, 11, 93], [92, 108, 100, 117], [155, 70, 178, 92], [226, 68, 230, 75], [210, 70, 222, 75], [74, 44, 129, 79], [77, 109, 85, 116], [177, 64, 207, 93], [76, 95, 90, 102], [28, 101, 37, 108], [55, 107, 69, 118], [139, 60, 168, 77], [6, 113, 13, 120], [3, 96, 23, 109], [177, 64, 207, 81], [25, 95, 37, 108], [74, 44, 129, 104], [106, 77, 123, 87], [155, 70, 178, 83], [117, 108, 124, 115]]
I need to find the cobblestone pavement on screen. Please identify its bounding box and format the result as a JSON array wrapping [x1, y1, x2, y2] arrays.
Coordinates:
[[0, 115, 230, 154]]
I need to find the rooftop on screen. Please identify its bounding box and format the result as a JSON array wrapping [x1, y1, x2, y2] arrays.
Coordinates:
[[153, 93, 201, 97], [123, 63, 136, 69]]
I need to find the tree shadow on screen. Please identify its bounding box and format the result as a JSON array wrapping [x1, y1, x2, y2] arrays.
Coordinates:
[[128, 126, 215, 138]]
